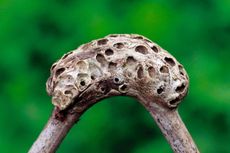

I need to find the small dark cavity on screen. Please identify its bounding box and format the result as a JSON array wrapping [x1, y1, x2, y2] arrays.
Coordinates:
[[157, 118, 161, 123], [97, 39, 108, 45], [157, 86, 164, 94], [108, 62, 117, 71], [178, 65, 183, 70], [178, 65, 184, 76], [151, 46, 158, 53], [91, 75, 95, 80], [169, 97, 180, 105], [114, 77, 120, 83], [176, 84, 186, 93], [160, 66, 169, 73], [100, 87, 105, 92], [134, 36, 143, 39], [164, 57, 175, 66], [113, 76, 124, 85], [93, 47, 102, 52], [51, 64, 57, 70], [109, 34, 118, 37], [96, 54, 107, 65], [62, 51, 73, 59], [105, 49, 114, 56], [80, 80, 86, 86], [126, 56, 136, 65], [144, 39, 152, 43], [120, 84, 127, 91], [148, 66, 155, 77], [64, 90, 72, 95], [55, 68, 65, 77], [113, 42, 124, 49], [137, 65, 144, 79], [135, 45, 148, 54], [62, 54, 68, 60]]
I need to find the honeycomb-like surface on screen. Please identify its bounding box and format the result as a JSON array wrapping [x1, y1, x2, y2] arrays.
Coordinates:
[[46, 34, 189, 110]]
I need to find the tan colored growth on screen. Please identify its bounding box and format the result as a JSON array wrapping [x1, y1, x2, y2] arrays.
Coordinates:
[[46, 34, 189, 110]]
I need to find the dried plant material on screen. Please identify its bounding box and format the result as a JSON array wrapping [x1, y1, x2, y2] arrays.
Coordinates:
[[30, 34, 198, 153], [46, 34, 189, 110]]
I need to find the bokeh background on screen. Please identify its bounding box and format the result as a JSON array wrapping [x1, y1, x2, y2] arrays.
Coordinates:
[[0, 0, 230, 152]]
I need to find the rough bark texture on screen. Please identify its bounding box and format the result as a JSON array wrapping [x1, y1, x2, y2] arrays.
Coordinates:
[[30, 34, 199, 153]]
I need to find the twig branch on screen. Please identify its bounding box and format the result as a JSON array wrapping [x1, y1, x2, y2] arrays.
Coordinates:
[[29, 108, 82, 153], [149, 107, 198, 152], [29, 34, 200, 153]]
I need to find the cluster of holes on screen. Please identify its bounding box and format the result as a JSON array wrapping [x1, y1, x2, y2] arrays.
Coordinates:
[[105, 49, 114, 56], [113, 42, 124, 49], [151, 46, 158, 53], [164, 57, 175, 66], [97, 39, 108, 45], [160, 66, 169, 73], [135, 45, 148, 54]]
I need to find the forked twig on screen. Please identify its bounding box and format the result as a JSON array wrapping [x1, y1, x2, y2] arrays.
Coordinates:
[[29, 34, 199, 153]]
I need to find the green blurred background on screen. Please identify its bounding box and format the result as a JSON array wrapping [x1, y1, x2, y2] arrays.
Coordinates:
[[0, 0, 230, 152]]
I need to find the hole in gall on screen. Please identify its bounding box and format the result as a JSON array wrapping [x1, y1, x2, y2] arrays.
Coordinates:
[[160, 66, 169, 73], [113, 42, 124, 49], [97, 39, 108, 45], [164, 57, 175, 66], [135, 45, 148, 54], [105, 49, 114, 56]]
